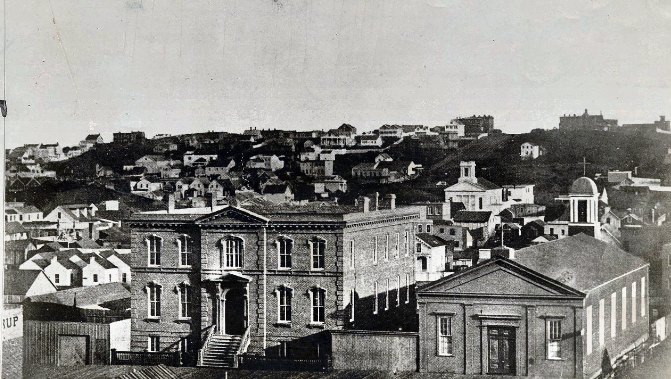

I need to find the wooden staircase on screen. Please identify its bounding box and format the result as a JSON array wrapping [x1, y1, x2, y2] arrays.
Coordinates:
[[199, 334, 242, 368]]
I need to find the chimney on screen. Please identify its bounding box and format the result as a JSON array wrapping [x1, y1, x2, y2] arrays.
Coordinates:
[[373, 192, 380, 211], [634, 166, 638, 176], [51, 256, 58, 264], [90, 256, 96, 265], [386, 194, 396, 210], [651, 208, 656, 224], [168, 194, 175, 213], [356, 196, 371, 213]]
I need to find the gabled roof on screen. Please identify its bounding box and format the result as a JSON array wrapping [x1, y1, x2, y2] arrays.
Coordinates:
[[453, 210, 492, 223], [475, 177, 501, 190], [416, 233, 448, 248], [28, 282, 130, 307], [5, 239, 36, 253], [262, 184, 291, 195], [4, 269, 54, 296], [84, 133, 101, 141], [515, 234, 648, 293], [5, 221, 27, 234], [416, 256, 585, 298]]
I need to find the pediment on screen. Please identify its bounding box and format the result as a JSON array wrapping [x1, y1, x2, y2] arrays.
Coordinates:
[[444, 181, 485, 192], [419, 259, 583, 298], [196, 206, 269, 225]]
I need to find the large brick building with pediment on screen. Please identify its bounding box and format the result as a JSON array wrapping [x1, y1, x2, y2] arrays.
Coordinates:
[[127, 196, 421, 366]]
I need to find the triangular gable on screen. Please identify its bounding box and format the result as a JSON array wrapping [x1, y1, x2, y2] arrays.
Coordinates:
[[444, 181, 486, 193], [195, 205, 269, 225], [418, 257, 584, 298]]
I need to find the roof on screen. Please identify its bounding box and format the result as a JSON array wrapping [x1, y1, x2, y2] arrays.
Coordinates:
[[416, 233, 448, 248], [515, 234, 648, 293], [475, 177, 501, 190], [27, 282, 130, 307], [5, 221, 27, 234], [5, 239, 35, 253], [11, 205, 42, 214], [262, 184, 291, 194], [352, 162, 378, 170], [377, 160, 413, 173], [4, 269, 50, 296], [85, 134, 101, 141], [453, 210, 492, 223], [570, 177, 598, 195]]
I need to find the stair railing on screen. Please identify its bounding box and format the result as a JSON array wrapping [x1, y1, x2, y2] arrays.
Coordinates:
[[197, 324, 216, 366], [233, 327, 251, 368]]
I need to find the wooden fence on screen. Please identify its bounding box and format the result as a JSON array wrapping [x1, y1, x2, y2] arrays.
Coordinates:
[[110, 349, 181, 366], [237, 354, 332, 371], [330, 330, 419, 372]]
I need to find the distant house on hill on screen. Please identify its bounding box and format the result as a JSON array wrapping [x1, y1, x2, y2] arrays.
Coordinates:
[[321, 124, 357, 147], [183, 151, 218, 167], [351, 160, 421, 183], [520, 142, 544, 159], [357, 134, 383, 147], [246, 154, 285, 172], [260, 183, 294, 204], [79, 134, 104, 151], [559, 109, 618, 131], [443, 161, 503, 212], [113, 131, 146, 144]]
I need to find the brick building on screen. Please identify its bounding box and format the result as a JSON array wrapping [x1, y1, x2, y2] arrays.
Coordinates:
[[127, 195, 420, 365], [417, 234, 649, 378], [113, 131, 146, 144], [559, 109, 618, 131], [454, 115, 494, 135]]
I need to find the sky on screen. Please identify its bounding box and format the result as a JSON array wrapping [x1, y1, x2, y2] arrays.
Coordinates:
[[2, 0, 671, 147]]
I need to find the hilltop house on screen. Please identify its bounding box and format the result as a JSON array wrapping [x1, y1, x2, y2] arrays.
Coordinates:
[[183, 151, 218, 167], [520, 142, 545, 159], [321, 124, 357, 147], [246, 154, 285, 172], [5, 203, 43, 223], [79, 134, 104, 151], [135, 155, 179, 174], [205, 159, 236, 177], [352, 160, 422, 183], [357, 135, 383, 147], [260, 183, 294, 203]]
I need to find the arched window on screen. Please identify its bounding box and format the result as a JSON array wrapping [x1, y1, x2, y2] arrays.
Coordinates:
[[276, 286, 293, 323], [309, 238, 326, 270], [177, 235, 191, 267], [221, 237, 243, 269], [146, 282, 162, 318], [309, 287, 326, 324], [146, 235, 162, 266], [277, 237, 293, 269]]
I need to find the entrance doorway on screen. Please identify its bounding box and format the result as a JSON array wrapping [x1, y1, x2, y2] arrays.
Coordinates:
[[213, 285, 248, 335], [487, 327, 516, 375]]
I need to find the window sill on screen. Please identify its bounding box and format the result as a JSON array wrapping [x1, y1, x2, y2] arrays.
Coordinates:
[[437, 354, 454, 357], [175, 318, 192, 323], [178, 265, 192, 269], [274, 322, 292, 328], [546, 358, 565, 361], [307, 322, 325, 329], [311, 268, 325, 272], [277, 267, 292, 271], [145, 317, 161, 322]]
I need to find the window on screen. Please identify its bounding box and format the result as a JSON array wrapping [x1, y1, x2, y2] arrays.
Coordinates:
[[384, 234, 389, 260], [349, 288, 355, 322], [440, 227, 445, 234], [374, 282, 379, 314], [385, 279, 390, 310], [373, 236, 378, 263], [418, 225, 423, 233], [147, 235, 162, 266], [419, 257, 428, 272], [178, 284, 190, 319], [277, 286, 292, 323], [547, 319, 562, 359], [122, 273, 127, 283], [416, 242, 422, 253], [405, 274, 410, 304], [148, 336, 160, 352], [396, 276, 401, 307], [221, 237, 244, 268], [606, 217, 611, 224], [93, 274, 98, 283], [586, 305, 593, 355], [641, 277, 646, 317], [404, 231, 409, 256], [395, 233, 400, 258], [426, 224, 432, 233], [178, 235, 191, 266], [311, 238, 326, 270], [147, 283, 161, 318], [54, 274, 60, 284], [349, 240, 355, 269], [179, 338, 189, 353], [478, 197, 483, 210], [632, 282, 637, 323], [277, 237, 293, 269], [611, 292, 617, 338], [437, 316, 453, 356], [622, 287, 627, 330], [427, 207, 433, 215], [577, 200, 588, 223], [310, 288, 325, 324], [550, 228, 555, 235], [599, 299, 605, 347], [450, 228, 456, 236]]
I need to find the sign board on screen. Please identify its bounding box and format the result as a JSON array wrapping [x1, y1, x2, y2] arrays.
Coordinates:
[[2, 306, 23, 341]]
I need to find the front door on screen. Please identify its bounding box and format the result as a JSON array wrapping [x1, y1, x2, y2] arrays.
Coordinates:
[[224, 287, 246, 335], [488, 327, 516, 375]]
